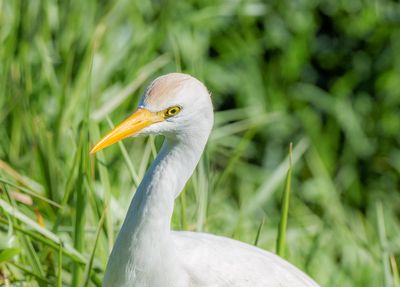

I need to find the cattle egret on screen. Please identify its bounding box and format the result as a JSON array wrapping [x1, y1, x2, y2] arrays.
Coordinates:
[[91, 73, 320, 287]]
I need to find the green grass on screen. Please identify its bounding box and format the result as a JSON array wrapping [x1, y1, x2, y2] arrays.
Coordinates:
[[276, 143, 293, 258], [1, 0, 400, 286]]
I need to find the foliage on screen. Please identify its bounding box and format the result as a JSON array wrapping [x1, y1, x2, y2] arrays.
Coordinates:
[[0, 0, 399, 286]]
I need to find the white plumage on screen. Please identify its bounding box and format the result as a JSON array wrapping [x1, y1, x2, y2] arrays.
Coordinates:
[[91, 73, 320, 287]]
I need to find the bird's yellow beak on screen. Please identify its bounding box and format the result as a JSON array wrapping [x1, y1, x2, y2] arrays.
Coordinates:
[[90, 108, 164, 154]]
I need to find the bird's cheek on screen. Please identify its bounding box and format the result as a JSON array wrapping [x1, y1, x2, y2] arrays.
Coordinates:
[[136, 123, 164, 136]]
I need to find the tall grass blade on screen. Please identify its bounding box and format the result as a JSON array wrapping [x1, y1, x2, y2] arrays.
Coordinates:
[[246, 138, 308, 214], [72, 133, 90, 287], [0, 199, 87, 263], [179, 188, 188, 230], [0, 247, 19, 263], [0, 178, 61, 208], [19, 235, 47, 287], [105, 117, 140, 186], [254, 216, 265, 246], [276, 143, 293, 258], [91, 54, 171, 121], [376, 201, 392, 287], [195, 157, 209, 232], [90, 123, 114, 252], [215, 128, 256, 190], [2, 183, 47, 286], [82, 206, 107, 287], [390, 255, 399, 287], [9, 261, 52, 285], [57, 242, 63, 287]]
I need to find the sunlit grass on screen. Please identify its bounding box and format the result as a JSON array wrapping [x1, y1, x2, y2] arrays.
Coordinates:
[[1, 0, 399, 286]]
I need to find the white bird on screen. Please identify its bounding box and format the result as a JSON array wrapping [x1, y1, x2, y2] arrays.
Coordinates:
[[91, 73, 320, 287]]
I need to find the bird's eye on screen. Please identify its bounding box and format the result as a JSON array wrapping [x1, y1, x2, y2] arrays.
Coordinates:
[[164, 106, 182, 118]]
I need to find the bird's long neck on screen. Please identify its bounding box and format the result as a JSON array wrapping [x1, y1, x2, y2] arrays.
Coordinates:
[[112, 133, 208, 281], [125, 136, 206, 235]]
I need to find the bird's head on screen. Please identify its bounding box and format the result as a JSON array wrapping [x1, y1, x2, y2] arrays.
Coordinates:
[[90, 73, 213, 154]]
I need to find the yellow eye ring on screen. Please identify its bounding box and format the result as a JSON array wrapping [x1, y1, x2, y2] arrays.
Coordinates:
[[164, 106, 182, 118]]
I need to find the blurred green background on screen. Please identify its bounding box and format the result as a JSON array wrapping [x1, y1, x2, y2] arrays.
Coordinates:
[[0, 0, 399, 286]]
